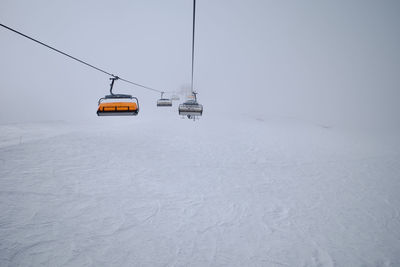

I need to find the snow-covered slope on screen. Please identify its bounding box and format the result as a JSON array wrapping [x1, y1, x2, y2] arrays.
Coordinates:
[[0, 114, 399, 266]]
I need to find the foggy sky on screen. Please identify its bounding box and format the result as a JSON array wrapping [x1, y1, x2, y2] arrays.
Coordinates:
[[1, 0, 399, 129]]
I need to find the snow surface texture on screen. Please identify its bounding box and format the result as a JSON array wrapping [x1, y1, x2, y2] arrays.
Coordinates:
[[0, 113, 399, 267]]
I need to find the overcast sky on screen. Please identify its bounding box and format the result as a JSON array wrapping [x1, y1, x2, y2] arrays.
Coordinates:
[[1, 0, 399, 129]]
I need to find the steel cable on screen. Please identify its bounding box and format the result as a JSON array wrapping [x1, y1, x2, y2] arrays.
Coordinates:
[[0, 23, 163, 93]]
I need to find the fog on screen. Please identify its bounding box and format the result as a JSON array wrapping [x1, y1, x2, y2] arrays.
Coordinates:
[[1, 0, 399, 130]]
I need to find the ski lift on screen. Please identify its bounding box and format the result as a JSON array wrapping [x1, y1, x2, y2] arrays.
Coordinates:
[[157, 92, 172, 107], [97, 77, 139, 116], [179, 1, 203, 120], [171, 94, 180, 101], [179, 92, 203, 118]]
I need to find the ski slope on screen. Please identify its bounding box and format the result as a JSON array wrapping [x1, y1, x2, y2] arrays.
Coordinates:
[[0, 114, 399, 266]]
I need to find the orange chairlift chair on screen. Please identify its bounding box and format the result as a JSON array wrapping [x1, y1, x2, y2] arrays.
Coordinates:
[[97, 77, 139, 116]]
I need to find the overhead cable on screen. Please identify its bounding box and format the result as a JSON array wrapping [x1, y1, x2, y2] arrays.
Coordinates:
[[190, 0, 196, 93], [0, 23, 162, 93]]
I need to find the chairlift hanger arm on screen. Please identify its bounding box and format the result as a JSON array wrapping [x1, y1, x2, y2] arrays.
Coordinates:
[[109, 76, 118, 95]]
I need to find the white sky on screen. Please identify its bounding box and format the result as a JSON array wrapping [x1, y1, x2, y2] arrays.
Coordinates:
[[1, 0, 399, 129]]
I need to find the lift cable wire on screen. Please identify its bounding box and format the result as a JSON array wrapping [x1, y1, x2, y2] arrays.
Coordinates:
[[0, 23, 163, 93], [118, 77, 161, 93], [190, 0, 196, 93]]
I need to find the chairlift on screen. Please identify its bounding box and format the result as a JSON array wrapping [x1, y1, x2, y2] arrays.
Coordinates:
[[157, 92, 172, 107], [179, 1, 203, 120], [97, 77, 139, 116], [178, 92, 203, 118], [171, 94, 180, 101]]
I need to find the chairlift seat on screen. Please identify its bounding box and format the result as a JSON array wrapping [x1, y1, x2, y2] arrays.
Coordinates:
[[178, 100, 203, 116], [157, 98, 173, 107], [97, 96, 139, 116]]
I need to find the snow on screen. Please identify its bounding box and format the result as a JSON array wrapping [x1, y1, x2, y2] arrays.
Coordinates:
[[0, 113, 400, 266]]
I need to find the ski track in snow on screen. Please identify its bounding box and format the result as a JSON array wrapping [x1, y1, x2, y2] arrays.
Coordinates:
[[0, 115, 400, 266]]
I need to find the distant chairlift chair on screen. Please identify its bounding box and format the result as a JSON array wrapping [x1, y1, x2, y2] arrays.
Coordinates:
[[178, 92, 203, 119], [171, 94, 180, 101], [157, 92, 172, 107]]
